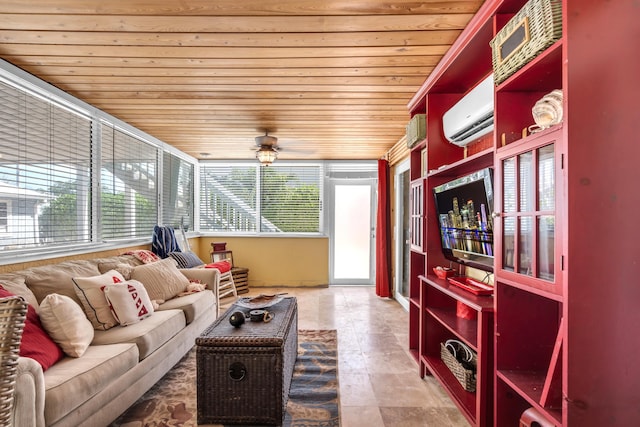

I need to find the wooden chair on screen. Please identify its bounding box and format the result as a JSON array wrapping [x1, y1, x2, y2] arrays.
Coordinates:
[[217, 268, 238, 314], [208, 251, 238, 315], [0, 296, 28, 426]]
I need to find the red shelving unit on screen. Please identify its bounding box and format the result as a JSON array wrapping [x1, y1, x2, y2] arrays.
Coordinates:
[[406, 1, 639, 426]]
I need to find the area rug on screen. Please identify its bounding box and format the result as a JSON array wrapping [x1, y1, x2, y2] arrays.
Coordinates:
[[110, 329, 339, 427]]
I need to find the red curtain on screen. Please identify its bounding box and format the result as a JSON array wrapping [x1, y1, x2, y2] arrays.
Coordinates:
[[375, 159, 392, 298]]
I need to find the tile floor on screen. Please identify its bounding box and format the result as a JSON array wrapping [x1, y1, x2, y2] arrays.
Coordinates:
[[223, 286, 470, 427]]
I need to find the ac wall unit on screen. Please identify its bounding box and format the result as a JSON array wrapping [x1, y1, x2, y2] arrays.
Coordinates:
[[442, 74, 494, 147]]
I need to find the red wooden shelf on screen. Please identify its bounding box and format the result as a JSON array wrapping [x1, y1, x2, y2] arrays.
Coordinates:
[[422, 354, 477, 424], [421, 275, 494, 312], [407, 1, 640, 425], [425, 307, 478, 349], [497, 370, 562, 425]]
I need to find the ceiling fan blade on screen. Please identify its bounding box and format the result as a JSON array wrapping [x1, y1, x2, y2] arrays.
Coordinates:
[[277, 146, 316, 154]]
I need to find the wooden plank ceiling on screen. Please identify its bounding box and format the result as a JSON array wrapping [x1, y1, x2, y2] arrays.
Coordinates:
[[0, 0, 483, 161]]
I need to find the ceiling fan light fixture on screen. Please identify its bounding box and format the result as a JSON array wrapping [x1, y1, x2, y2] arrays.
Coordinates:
[[256, 146, 278, 166]]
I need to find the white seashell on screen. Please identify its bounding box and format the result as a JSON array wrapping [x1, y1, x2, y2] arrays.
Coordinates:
[[529, 89, 563, 133]]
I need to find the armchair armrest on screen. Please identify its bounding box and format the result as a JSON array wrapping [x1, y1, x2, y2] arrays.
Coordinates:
[[13, 357, 45, 427], [179, 267, 220, 291]]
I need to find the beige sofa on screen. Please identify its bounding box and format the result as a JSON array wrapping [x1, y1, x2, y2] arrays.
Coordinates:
[[0, 254, 223, 427]]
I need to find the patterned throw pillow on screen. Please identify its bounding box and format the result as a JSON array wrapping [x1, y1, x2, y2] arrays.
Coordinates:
[[168, 251, 205, 269], [97, 262, 135, 280], [39, 294, 94, 358], [130, 258, 190, 303], [103, 280, 154, 326], [73, 270, 126, 330]]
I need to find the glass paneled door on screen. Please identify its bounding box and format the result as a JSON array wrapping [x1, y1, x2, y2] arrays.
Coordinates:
[[328, 179, 376, 285], [394, 160, 410, 309]]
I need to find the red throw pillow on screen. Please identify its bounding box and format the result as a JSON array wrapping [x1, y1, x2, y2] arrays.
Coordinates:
[[204, 260, 232, 273], [0, 286, 64, 371]]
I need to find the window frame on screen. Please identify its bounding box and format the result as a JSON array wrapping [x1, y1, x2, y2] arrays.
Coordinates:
[[199, 160, 325, 236]]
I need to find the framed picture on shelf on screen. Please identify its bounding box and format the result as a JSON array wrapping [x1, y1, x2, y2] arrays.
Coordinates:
[[211, 250, 234, 267]]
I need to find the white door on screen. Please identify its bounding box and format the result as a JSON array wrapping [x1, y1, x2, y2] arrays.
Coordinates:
[[394, 160, 410, 309], [328, 179, 376, 285]]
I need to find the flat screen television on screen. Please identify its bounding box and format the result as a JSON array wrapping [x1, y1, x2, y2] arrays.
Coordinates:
[[432, 167, 494, 272]]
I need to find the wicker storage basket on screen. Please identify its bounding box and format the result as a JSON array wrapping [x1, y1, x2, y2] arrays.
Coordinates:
[[490, 0, 562, 84], [196, 297, 298, 425], [440, 341, 477, 392], [0, 296, 28, 426]]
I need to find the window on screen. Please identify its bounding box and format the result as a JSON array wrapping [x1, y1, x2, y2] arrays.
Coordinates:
[[100, 123, 158, 240], [260, 165, 321, 233], [200, 163, 322, 233], [200, 164, 257, 232], [0, 201, 8, 232], [0, 81, 92, 250], [0, 66, 197, 260], [162, 151, 194, 231]]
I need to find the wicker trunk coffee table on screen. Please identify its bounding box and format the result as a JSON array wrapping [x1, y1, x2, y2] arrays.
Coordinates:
[[196, 297, 298, 425]]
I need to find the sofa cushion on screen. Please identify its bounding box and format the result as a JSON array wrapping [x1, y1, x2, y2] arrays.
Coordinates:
[[0, 274, 38, 307], [156, 289, 215, 324], [97, 263, 134, 280], [91, 309, 185, 360], [103, 280, 154, 326], [43, 343, 139, 426], [39, 294, 94, 358], [130, 258, 189, 303], [123, 249, 160, 264], [0, 286, 64, 371], [72, 269, 126, 330], [25, 260, 100, 305], [96, 254, 143, 276]]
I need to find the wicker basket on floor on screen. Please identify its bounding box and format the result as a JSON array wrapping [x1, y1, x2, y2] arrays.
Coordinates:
[[440, 341, 477, 392], [0, 296, 28, 426]]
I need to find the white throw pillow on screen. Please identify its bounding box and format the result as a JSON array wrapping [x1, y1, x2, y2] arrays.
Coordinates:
[[130, 258, 189, 303], [103, 280, 154, 326], [39, 293, 94, 358], [73, 270, 126, 330]]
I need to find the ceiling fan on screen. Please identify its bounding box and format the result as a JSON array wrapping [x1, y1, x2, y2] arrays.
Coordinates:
[[254, 131, 279, 166], [252, 129, 315, 166]]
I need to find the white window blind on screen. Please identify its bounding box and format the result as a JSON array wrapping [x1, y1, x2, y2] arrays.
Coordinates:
[[162, 151, 194, 231], [199, 163, 321, 233], [260, 165, 321, 233], [0, 201, 9, 231], [200, 164, 257, 232], [100, 124, 158, 240], [0, 81, 92, 249]]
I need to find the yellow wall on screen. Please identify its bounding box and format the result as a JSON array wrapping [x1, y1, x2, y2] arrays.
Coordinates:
[[196, 236, 329, 288], [1, 237, 329, 289]]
